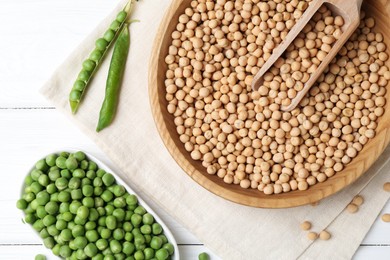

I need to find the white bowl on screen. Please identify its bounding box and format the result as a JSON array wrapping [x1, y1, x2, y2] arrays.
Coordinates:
[[20, 149, 180, 259]]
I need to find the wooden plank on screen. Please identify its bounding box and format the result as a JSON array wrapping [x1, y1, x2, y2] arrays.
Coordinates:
[[0, 244, 388, 260], [0, 244, 223, 259], [0, 0, 118, 107]]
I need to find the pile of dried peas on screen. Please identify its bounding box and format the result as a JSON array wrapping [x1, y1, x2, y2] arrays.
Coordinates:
[[164, 0, 390, 194]]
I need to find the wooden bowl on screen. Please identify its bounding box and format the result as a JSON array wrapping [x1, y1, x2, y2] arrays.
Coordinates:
[[149, 0, 390, 208]]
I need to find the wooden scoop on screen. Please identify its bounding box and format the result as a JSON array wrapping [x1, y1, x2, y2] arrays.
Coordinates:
[[251, 0, 363, 112]]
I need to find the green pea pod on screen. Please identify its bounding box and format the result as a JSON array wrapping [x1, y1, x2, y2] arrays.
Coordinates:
[[69, 1, 135, 114], [96, 24, 130, 132]]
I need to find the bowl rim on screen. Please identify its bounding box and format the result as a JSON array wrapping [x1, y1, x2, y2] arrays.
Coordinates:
[[148, 0, 390, 208], [20, 149, 180, 259]]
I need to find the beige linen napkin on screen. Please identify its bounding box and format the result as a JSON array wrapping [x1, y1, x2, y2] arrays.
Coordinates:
[[41, 0, 390, 259]]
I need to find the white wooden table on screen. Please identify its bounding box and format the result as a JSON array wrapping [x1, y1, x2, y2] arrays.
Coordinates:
[[0, 0, 389, 259]]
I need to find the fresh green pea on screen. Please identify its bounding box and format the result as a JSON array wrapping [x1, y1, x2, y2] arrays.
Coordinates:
[[131, 214, 142, 227], [73, 169, 85, 178], [35, 254, 46, 260], [71, 189, 83, 200], [60, 245, 72, 258], [94, 186, 104, 196], [125, 232, 134, 242], [126, 194, 138, 206], [68, 177, 81, 189], [89, 50, 103, 63], [16, 199, 28, 209], [69, 201, 82, 214], [55, 156, 67, 169], [150, 237, 163, 250], [45, 201, 58, 215], [104, 29, 116, 42], [42, 215, 56, 226], [113, 208, 126, 221], [50, 192, 59, 202], [144, 248, 155, 259], [134, 250, 144, 260], [86, 170, 96, 179], [77, 70, 91, 82], [134, 206, 146, 215], [36, 159, 49, 171], [152, 223, 162, 235], [36, 191, 50, 205], [31, 169, 43, 181], [66, 157, 78, 170], [198, 252, 209, 260], [24, 213, 36, 224], [102, 173, 115, 186], [84, 243, 98, 257], [96, 238, 108, 250], [110, 240, 122, 254], [116, 11, 127, 23], [102, 190, 113, 202], [32, 219, 45, 232], [74, 236, 88, 249], [82, 184, 94, 197], [73, 80, 86, 91], [58, 191, 71, 202], [155, 248, 169, 260], [48, 170, 61, 182], [95, 197, 104, 208], [60, 228, 73, 241], [110, 18, 122, 31], [89, 208, 99, 221], [92, 254, 104, 260], [74, 215, 87, 225], [134, 234, 145, 245], [158, 235, 168, 244], [63, 212, 73, 222], [163, 243, 175, 255], [113, 228, 125, 240], [83, 59, 96, 72], [140, 225, 151, 235], [122, 241, 135, 255], [59, 202, 70, 213], [96, 38, 109, 51], [47, 224, 59, 236], [39, 228, 50, 239], [113, 197, 126, 208], [142, 213, 154, 225], [93, 177, 103, 187], [45, 154, 58, 167], [55, 177, 68, 190], [88, 161, 98, 171], [60, 152, 70, 158], [43, 237, 55, 249], [61, 169, 71, 179], [80, 160, 89, 170], [30, 182, 43, 194], [123, 222, 133, 232], [96, 169, 106, 177], [25, 174, 34, 185], [76, 248, 88, 259], [38, 174, 50, 187], [56, 219, 67, 230], [106, 215, 117, 230], [86, 230, 99, 242], [100, 228, 111, 239], [24, 192, 35, 202], [52, 244, 61, 256], [85, 221, 96, 231]]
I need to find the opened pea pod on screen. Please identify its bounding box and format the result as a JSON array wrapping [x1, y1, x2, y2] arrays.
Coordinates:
[[69, 0, 136, 114]]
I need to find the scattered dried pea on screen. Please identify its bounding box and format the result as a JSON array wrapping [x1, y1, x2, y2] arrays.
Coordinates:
[[347, 203, 359, 214], [352, 195, 364, 206], [319, 230, 331, 240], [300, 221, 312, 231], [383, 182, 390, 192], [381, 214, 390, 222], [307, 232, 318, 241]]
